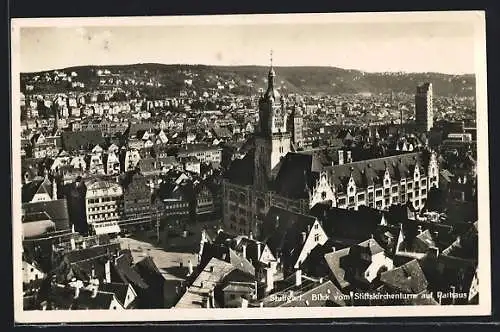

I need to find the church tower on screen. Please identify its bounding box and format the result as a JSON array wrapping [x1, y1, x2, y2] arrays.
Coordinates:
[[254, 51, 291, 191]]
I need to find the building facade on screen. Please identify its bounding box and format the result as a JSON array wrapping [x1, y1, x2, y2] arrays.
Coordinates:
[[85, 179, 123, 235], [415, 82, 433, 132]]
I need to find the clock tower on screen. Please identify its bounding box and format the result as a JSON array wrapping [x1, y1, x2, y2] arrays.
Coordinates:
[[254, 52, 291, 191]]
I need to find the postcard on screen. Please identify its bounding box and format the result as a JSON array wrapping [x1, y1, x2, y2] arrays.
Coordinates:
[[11, 11, 490, 323]]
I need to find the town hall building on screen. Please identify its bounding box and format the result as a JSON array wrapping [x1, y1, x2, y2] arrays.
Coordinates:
[[222, 61, 440, 239]]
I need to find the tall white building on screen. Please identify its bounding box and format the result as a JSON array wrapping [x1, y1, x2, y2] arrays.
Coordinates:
[[85, 180, 123, 235]]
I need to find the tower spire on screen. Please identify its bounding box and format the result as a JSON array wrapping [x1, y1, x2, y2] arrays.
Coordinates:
[[268, 50, 275, 79]]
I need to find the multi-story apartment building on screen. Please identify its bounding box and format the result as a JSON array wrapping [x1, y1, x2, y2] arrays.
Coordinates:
[[178, 145, 223, 166], [85, 179, 123, 235]]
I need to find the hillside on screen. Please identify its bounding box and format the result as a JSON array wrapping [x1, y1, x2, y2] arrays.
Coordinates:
[[20, 63, 476, 97]]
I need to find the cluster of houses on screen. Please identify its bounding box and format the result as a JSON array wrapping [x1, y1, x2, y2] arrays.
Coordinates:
[[23, 232, 167, 310], [170, 200, 479, 308]]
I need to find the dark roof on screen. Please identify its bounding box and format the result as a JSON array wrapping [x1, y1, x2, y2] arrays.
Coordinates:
[[61, 130, 105, 152], [23, 211, 51, 223], [419, 254, 477, 294], [22, 199, 70, 231], [113, 253, 149, 289], [279, 280, 346, 307], [315, 206, 382, 240], [65, 243, 121, 265], [22, 178, 53, 203], [225, 150, 255, 186], [99, 282, 131, 307], [273, 153, 320, 199], [380, 259, 428, 293], [199, 243, 255, 276], [262, 207, 317, 263], [49, 285, 118, 310]]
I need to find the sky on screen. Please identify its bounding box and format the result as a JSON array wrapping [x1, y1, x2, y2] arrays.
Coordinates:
[[16, 13, 481, 74]]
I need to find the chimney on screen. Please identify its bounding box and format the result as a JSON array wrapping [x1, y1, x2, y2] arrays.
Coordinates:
[[338, 150, 344, 165], [91, 283, 99, 298], [295, 269, 302, 287], [256, 242, 262, 260], [241, 297, 249, 308], [429, 246, 439, 258], [74, 280, 83, 299], [347, 150, 352, 163], [450, 285, 457, 305], [209, 290, 215, 307], [187, 260, 193, 276], [52, 180, 58, 200], [242, 243, 247, 259], [105, 259, 111, 283], [249, 231, 254, 240], [91, 266, 96, 278], [82, 240, 87, 249], [331, 246, 336, 253], [70, 238, 76, 250], [265, 267, 274, 292], [301, 232, 307, 243]]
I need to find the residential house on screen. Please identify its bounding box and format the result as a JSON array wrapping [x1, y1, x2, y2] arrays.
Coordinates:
[[261, 207, 329, 277]]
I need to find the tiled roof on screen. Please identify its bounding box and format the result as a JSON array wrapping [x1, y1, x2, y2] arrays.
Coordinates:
[[22, 178, 53, 203], [22, 199, 70, 231], [101, 290, 129, 311], [262, 207, 317, 261], [175, 258, 238, 308], [49, 284, 119, 310], [358, 238, 385, 256], [419, 254, 477, 294], [324, 248, 351, 289], [279, 280, 346, 307], [380, 259, 428, 294]]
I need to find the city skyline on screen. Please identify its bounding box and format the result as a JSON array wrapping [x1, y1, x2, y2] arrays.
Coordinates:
[[16, 12, 480, 75]]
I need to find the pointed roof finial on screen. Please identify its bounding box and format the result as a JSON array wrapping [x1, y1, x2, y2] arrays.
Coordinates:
[[268, 50, 276, 78]]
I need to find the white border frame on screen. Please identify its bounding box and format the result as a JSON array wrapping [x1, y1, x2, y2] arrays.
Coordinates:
[[11, 11, 491, 323]]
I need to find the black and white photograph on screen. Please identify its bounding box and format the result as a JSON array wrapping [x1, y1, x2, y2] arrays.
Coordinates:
[[11, 11, 491, 323]]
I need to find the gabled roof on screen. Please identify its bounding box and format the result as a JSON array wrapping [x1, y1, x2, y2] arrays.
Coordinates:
[[262, 207, 317, 259], [358, 238, 385, 256], [380, 259, 428, 293], [113, 253, 149, 289], [419, 254, 477, 294], [175, 257, 243, 308], [22, 177, 53, 203], [324, 248, 351, 289], [49, 284, 120, 310]]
